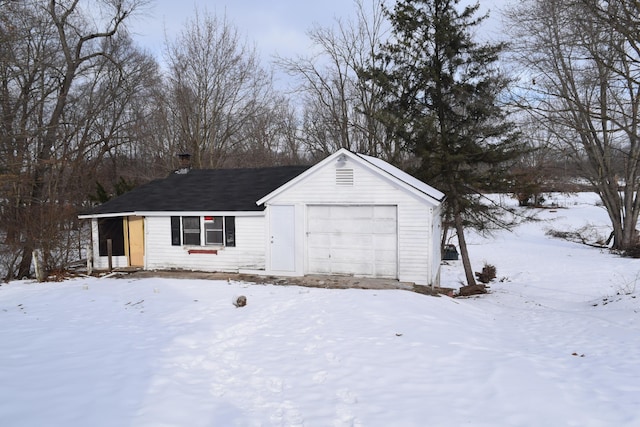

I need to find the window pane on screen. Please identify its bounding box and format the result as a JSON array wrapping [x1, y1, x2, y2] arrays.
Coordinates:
[[205, 229, 224, 245], [204, 218, 223, 230], [211, 217, 223, 229], [183, 217, 200, 245], [204, 217, 223, 245], [184, 232, 201, 245], [183, 216, 200, 230]]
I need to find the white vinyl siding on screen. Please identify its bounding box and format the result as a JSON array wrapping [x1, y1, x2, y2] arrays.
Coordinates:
[[145, 215, 265, 272], [265, 160, 438, 285]]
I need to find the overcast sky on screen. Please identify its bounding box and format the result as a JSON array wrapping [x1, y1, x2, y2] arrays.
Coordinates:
[[133, 0, 356, 62], [131, 0, 511, 68]]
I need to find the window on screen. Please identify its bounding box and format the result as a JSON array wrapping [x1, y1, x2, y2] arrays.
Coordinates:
[[204, 217, 223, 245], [174, 216, 236, 247], [182, 216, 201, 245]]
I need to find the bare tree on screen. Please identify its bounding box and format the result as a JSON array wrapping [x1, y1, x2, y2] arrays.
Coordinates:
[[0, 0, 153, 279], [278, 0, 399, 163], [507, 0, 640, 251], [226, 95, 305, 167], [510, 116, 573, 206], [163, 8, 275, 169]]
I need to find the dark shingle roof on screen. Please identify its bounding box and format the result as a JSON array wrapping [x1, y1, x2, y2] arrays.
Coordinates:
[[84, 166, 310, 215]]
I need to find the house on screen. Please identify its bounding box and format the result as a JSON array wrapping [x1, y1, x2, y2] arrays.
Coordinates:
[[79, 149, 445, 286]]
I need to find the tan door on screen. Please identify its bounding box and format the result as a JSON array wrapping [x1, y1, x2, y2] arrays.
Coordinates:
[[127, 216, 145, 267]]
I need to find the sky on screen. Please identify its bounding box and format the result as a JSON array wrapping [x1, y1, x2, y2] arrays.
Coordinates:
[[131, 0, 512, 69], [132, 0, 359, 63]]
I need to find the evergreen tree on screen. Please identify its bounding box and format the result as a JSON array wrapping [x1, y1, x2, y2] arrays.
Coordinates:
[[363, 0, 521, 286], [89, 177, 136, 204]]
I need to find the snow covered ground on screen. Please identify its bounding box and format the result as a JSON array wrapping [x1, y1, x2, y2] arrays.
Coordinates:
[[1, 193, 639, 427]]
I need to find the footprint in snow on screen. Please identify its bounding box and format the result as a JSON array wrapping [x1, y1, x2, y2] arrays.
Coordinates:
[[312, 370, 328, 384], [336, 388, 358, 404], [267, 377, 283, 393], [325, 352, 340, 363]]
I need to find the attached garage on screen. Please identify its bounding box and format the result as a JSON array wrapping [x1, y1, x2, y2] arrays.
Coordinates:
[[307, 205, 397, 278], [258, 149, 445, 286]]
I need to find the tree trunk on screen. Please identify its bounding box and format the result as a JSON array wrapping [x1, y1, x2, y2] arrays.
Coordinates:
[[17, 245, 33, 279], [454, 210, 476, 287], [599, 184, 639, 251], [440, 221, 450, 258], [621, 185, 640, 249]]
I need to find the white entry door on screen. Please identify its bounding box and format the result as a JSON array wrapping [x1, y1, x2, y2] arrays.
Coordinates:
[[269, 205, 296, 272], [307, 205, 397, 278]]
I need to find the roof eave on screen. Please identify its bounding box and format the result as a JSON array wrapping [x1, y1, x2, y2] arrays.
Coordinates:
[[78, 209, 266, 220], [78, 211, 137, 220]]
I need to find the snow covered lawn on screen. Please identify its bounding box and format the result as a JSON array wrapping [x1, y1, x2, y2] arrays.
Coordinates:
[[1, 193, 639, 426]]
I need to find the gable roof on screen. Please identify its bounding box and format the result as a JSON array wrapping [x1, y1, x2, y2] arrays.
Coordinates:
[[81, 165, 310, 217], [257, 148, 445, 206], [354, 152, 445, 202]]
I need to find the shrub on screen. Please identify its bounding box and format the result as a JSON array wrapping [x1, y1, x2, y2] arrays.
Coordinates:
[[475, 263, 497, 284], [623, 246, 640, 258]]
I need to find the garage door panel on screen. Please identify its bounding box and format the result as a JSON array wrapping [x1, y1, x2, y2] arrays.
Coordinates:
[[332, 233, 373, 248], [332, 205, 372, 219], [374, 263, 396, 277], [310, 233, 374, 249], [373, 205, 395, 215], [330, 218, 373, 233], [315, 221, 371, 234], [331, 261, 372, 276], [331, 247, 373, 262], [307, 205, 397, 279], [339, 221, 373, 234], [312, 206, 331, 216], [308, 233, 330, 247], [309, 260, 331, 274], [308, 218, 332, 233], [308, 248, 331, 259], [374, 234, 397, 248], [374, 247, 396, 260], [373, 218, 396, 233]]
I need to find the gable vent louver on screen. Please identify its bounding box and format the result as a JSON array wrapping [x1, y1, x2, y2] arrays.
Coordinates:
[[336, 168, 354, 186]]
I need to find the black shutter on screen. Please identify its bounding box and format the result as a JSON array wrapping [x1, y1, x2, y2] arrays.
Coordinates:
[[171, 216, 181, 246], [224, 216, 236, 247]]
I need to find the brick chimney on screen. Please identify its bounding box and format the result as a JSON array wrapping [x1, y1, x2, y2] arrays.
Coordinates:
[[175, 153, 191, 174]]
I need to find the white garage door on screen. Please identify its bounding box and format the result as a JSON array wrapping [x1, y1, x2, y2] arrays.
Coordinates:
[[307, 205, 397, 278]]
